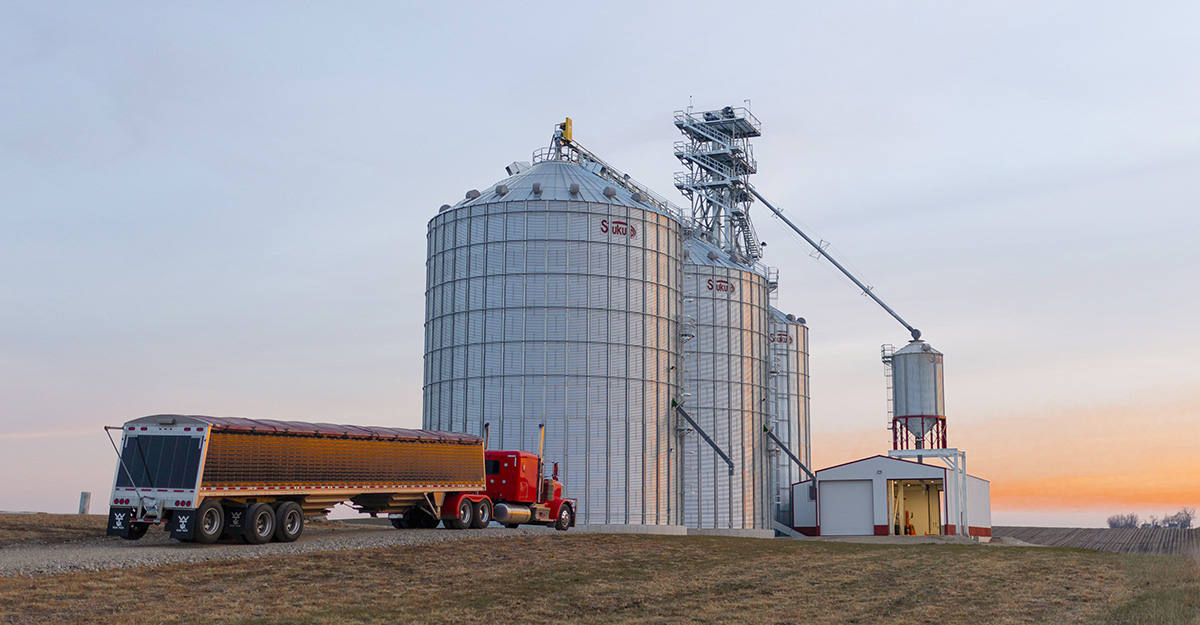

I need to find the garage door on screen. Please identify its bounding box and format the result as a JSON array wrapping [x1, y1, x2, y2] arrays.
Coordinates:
[[819, 480, 874, 536]]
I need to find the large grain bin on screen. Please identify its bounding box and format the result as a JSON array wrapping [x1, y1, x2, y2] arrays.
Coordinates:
[[423, 156, 683, 527], [767, 306, 810, 526], [679, 237, 771, 530]]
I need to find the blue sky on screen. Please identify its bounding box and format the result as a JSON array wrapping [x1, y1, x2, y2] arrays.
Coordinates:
[[2, 2, 1198, 525]]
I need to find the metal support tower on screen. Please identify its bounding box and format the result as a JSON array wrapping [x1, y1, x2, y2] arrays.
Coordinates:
[[674, 106, 763, 259]]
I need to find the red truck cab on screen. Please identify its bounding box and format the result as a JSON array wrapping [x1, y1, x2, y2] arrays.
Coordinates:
[[484, 450, 574, 530]]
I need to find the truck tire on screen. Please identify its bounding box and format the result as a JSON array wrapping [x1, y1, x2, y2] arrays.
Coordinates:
[[448, 498, 473, 530], [194, 500, 224, 544], [554, 504, 573, 531], [273, 502, 304, 543], [389, 515, 409, 529], [242, 503, 275, 544], [122, 522, 149, 540], [471, 499, 492, 529]]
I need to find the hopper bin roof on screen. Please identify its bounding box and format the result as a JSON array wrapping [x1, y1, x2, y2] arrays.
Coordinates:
[[449, 160, 670, 216]]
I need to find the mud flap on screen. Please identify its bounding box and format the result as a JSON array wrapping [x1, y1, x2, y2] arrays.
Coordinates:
[[170, 509, 196, 541], [223, 506, 247, 536], [106, 507, 138, 537]]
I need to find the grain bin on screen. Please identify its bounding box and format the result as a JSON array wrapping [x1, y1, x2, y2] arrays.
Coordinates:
[[679, 236, 771, 530], [767, 306, 810, 526], [423, 154, 684, 527]]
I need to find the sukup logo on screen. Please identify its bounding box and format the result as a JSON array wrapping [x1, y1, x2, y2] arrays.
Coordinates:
[[600, 219, 636, 238], [706, 278, 736, 294], [769, 331, 793, 344]]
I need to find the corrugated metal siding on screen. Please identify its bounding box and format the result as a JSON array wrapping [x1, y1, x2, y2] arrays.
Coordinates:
[[424, 195, 682, 526], [767, 309, 810, 526], [680, 251, 771, 529]]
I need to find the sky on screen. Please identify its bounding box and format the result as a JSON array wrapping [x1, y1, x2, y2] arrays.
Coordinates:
[[1, 1, 1197, 527]]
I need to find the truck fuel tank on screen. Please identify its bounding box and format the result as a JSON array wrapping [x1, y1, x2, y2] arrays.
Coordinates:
[[492, 502, 532, 525]]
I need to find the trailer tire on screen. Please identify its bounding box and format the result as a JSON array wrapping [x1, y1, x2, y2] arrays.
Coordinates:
[[554, 504, 573, 531], [504, 523, 519, 529], [122, 522, 149, 540], [273, 502, 304, 543], [448, 498, 473, 530], [471, 500, 492, 529], [242, 503, 275, 544], [389, 515, 409, 530], [194, 500, 224, 544]]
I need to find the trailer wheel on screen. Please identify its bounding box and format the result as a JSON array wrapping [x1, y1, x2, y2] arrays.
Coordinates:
[[389, 515, 409, 530], [194, 500, 224, 544], [504, 523, 519, 529], [448, 498, 473, 530], [554, 504, 573, 531], [122, 522, 149, 540], [242, 503, 275, 544], [273, 502, 304, 542], [471, 500, 492, 529]]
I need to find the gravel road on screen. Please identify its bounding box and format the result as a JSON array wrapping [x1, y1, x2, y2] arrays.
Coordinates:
[[0, 523, 553, 577]]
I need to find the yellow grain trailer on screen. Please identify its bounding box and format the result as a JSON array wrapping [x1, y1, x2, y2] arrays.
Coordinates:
[[105, 414, 484, 544]]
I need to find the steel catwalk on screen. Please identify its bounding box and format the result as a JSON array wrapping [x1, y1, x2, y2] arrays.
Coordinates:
[[423, 159, 683, 526], [679, 237, 771, 530]]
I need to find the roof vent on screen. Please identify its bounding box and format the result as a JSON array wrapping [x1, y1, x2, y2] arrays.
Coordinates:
[[505, 161, 531, 176], [465, 189, 481, 200], [495, 184, 509, 196], [569, 183, 580, 195], [532, 182, 543, 194], [155, 416, 177, 426], [603, 186, 617, 198], [682, 248, 690, 259], [707, 251, 719, 261], [786, 314, 796, 322], [439, 204, 452, 212], [797, 317, 807, 325], [631, 192, 645, 203]]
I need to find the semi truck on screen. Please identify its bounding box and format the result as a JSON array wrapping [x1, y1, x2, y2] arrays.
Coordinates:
[[105, 415, 575, 543]]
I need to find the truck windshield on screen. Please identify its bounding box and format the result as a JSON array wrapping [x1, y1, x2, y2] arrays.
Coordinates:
[[114, 435, 203, 489]]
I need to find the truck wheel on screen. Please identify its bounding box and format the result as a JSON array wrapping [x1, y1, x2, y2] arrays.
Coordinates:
[[122, 522, 149, 540], [194, 500, 224, 544], [389, 515, 408, 530], [273, 502, 304, 543], [242, 503, 275, 544], [471, 500, 492, 529], [448, 499, 473, 530], [554, 504, 573, 531]]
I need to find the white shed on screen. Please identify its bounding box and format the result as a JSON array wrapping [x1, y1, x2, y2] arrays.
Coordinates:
[[791, 454, 990, 539]]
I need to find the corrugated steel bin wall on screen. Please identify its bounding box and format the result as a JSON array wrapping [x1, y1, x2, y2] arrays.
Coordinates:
[[424, 197, 682, 525], [767, 308, 809, 526], [680, 249, 771, 529]]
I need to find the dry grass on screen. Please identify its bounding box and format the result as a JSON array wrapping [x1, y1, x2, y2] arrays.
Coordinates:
[[1, 533, 1198, 625], [0, 514, 109, 548]]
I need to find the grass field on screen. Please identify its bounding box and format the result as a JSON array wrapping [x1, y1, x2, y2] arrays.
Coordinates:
[[2, 525, 1198, 625]]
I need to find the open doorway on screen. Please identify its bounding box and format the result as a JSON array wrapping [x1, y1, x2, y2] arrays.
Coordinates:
[[888, 479, 943, 535]]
